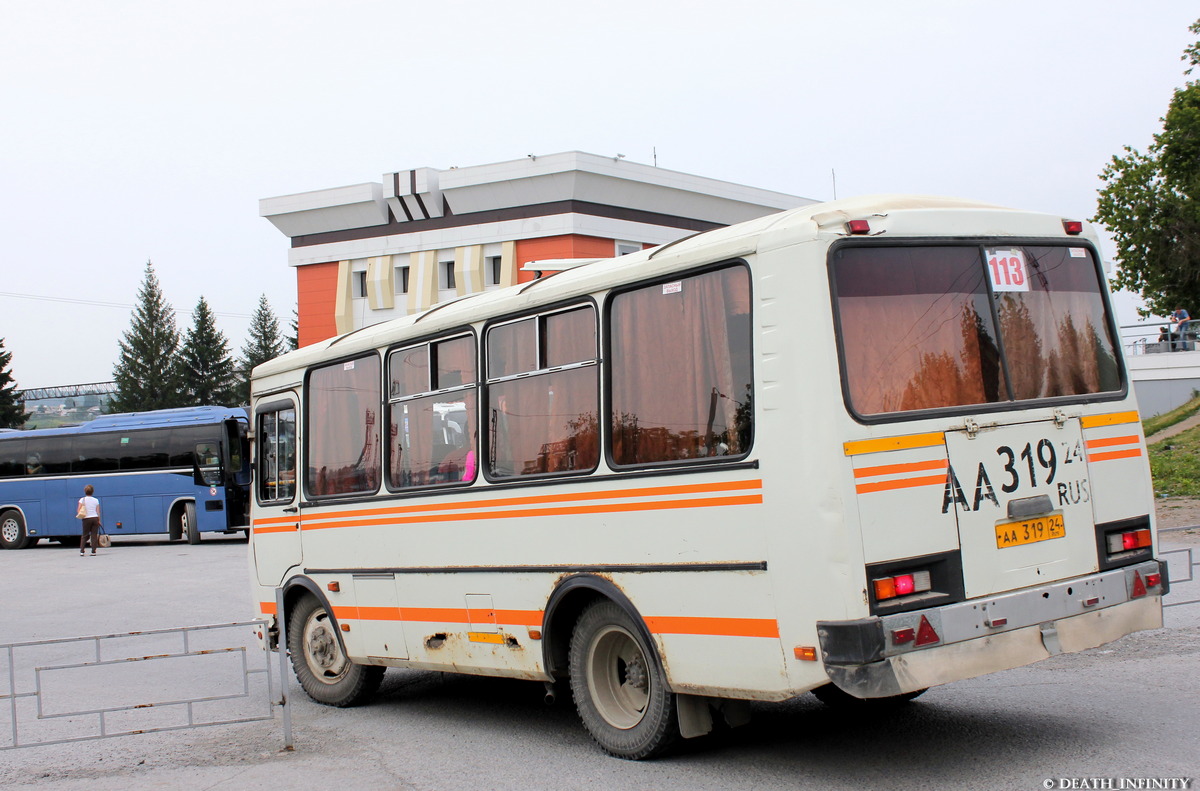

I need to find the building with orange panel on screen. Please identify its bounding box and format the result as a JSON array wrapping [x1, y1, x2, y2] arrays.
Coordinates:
[[260, 151, 811, 345]]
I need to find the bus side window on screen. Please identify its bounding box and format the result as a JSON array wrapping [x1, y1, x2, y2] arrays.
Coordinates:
[[387, 334, 478, 490], [609, 265, 753, 466], [306, 355, 381, 497], [257, 407, 296, 503], [485, 307, 599, 479]]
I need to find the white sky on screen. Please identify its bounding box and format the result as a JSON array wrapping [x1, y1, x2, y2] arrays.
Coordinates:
[[1, 0, 1194, 389]]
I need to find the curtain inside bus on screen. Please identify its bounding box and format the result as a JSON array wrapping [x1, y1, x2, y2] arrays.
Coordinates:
[[609, 265, 752, 466], [306, 355, 381, 496]]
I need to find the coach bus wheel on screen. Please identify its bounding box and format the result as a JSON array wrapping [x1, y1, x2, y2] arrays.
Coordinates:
[[568, 600, 678, 759], [0, 510, 33, 550], [184, 502, 200, 545], [811, 683, 927, 707], [287, 595, 383, 707]]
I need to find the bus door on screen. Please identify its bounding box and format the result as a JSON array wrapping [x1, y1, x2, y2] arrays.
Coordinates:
[[944, 413, 1097, 599], [252, 398, 302, 587]]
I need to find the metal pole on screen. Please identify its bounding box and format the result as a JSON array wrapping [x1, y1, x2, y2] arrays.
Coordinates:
[[275, 587, 294, 751]]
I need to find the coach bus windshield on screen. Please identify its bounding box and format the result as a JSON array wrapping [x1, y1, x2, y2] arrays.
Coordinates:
[[832, 243, 1121, 418]]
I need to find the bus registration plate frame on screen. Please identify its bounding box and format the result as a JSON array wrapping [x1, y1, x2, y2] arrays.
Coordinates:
[[995, 513, 1066, 549]]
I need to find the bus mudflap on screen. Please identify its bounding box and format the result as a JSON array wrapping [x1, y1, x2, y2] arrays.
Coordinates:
[[816, 560, 1166, 698]]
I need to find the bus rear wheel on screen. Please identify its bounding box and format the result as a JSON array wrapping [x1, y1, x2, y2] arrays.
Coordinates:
[[287, 595, 383, 707], [183, 502, 199, 544], [0, 510, 33, 550], [568, 600, 678, 759]]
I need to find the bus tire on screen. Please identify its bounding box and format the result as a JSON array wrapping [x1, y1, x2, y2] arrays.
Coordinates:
[[0, 510, 33, 550], [287, 594, 383, 707], [568, 599, 678, 760], [184, 502, 200, 545], [811, 683, 927, 707]]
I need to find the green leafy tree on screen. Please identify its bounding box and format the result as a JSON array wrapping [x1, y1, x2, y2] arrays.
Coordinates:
[[177, 295, 238, 406], [1095, 19, 1200, 317], [0, 338, 25, 428], [110, 261, 183, 413], [236, 294, 286, 403]]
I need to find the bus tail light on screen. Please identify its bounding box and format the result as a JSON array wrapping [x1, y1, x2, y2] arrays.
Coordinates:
[[846, 219, 871, 235], [873, 570, 932, 601], [1062, 220, 1083, 235], [1106, 528, 1152, 554]]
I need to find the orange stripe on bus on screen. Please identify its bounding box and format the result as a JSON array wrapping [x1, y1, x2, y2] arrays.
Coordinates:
[[1085, 435, 1140, 450], [254, 515, 301, 527], [643, 616, 779, 638], [1087, 448, 1143, 463], [1081, 411, 1140, 428], [843, 433, 944, 456], [298, 479, 763, 526], [853, 459, 948, 479], [855, 474, 947, 494], [302, 494, 763, 531], [252, 524, 296, 535]]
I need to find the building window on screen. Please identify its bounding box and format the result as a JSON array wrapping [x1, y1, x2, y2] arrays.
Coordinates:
[[616, 242, 641, 257], [354, 271, 368, 298], [395, 266, 410, 295], [488, 256, 503, 286], [441, 261, 456, 290]]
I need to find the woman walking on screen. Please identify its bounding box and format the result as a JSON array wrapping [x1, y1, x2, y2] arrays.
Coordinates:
[[78, 485, 101, 556]]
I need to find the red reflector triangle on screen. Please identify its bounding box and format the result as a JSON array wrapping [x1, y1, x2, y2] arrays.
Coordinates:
[[1131, 571, 1147, 598], [915, 615, 940, 646]]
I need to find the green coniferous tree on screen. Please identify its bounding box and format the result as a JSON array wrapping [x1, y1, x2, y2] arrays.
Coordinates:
[[110, 261, 183, 413], [0, 338, 25, 428], [287, 306, 300, 351], [236, 294, 286, 403], [177, 296, 238, 406]]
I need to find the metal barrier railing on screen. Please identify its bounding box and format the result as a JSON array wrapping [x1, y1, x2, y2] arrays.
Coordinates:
[[1162, 546, 1198, 608], [1, 606, 291, 751]]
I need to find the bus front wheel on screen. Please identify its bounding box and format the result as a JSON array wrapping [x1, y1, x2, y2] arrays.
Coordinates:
[[568, 600, 678, 759], [0, 510, 33, 550], [183, 502, 199, 545], [287, 595, 383, 707]]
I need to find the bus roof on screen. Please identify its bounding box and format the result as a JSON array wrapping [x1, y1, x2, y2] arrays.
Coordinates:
[[5, 406, 248, 439], [252, 193, 1095, 385]]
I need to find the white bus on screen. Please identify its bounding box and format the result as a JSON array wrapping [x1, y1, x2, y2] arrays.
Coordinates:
[[249, 195, 1167, 759]]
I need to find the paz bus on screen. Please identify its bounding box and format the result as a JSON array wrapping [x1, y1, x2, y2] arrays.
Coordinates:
[[248, 194, 1166, 759], [0, 406, 250, 549]]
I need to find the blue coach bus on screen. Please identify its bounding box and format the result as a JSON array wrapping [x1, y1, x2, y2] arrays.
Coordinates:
[[0, 406, 250, 549]]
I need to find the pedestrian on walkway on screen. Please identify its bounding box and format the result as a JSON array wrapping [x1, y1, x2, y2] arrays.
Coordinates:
[[78, 484, 101, 556]]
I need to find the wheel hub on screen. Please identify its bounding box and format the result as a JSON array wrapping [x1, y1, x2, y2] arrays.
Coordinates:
[[1, 519, 17, 543]]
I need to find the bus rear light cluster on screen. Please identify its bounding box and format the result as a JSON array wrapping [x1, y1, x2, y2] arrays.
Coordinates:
[[873, 570, 932, 601], [1107, 528, 1152, 554]]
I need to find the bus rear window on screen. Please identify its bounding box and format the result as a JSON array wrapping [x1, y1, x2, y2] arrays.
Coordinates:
[[833, 244, 1120, 417]]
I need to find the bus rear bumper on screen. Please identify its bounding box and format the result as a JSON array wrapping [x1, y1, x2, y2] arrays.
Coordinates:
[[817, 560, 1165, 698]]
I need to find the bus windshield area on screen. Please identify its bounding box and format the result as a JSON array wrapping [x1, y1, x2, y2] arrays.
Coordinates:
[[833, 244, 1121, 417]]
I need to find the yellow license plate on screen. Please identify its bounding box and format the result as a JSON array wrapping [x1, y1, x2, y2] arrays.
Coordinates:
[[995, 513, 1066, 549]]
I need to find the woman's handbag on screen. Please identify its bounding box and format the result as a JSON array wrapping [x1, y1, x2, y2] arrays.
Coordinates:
[[75, 500, 86, 519], [98, 527, 111, 548]]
